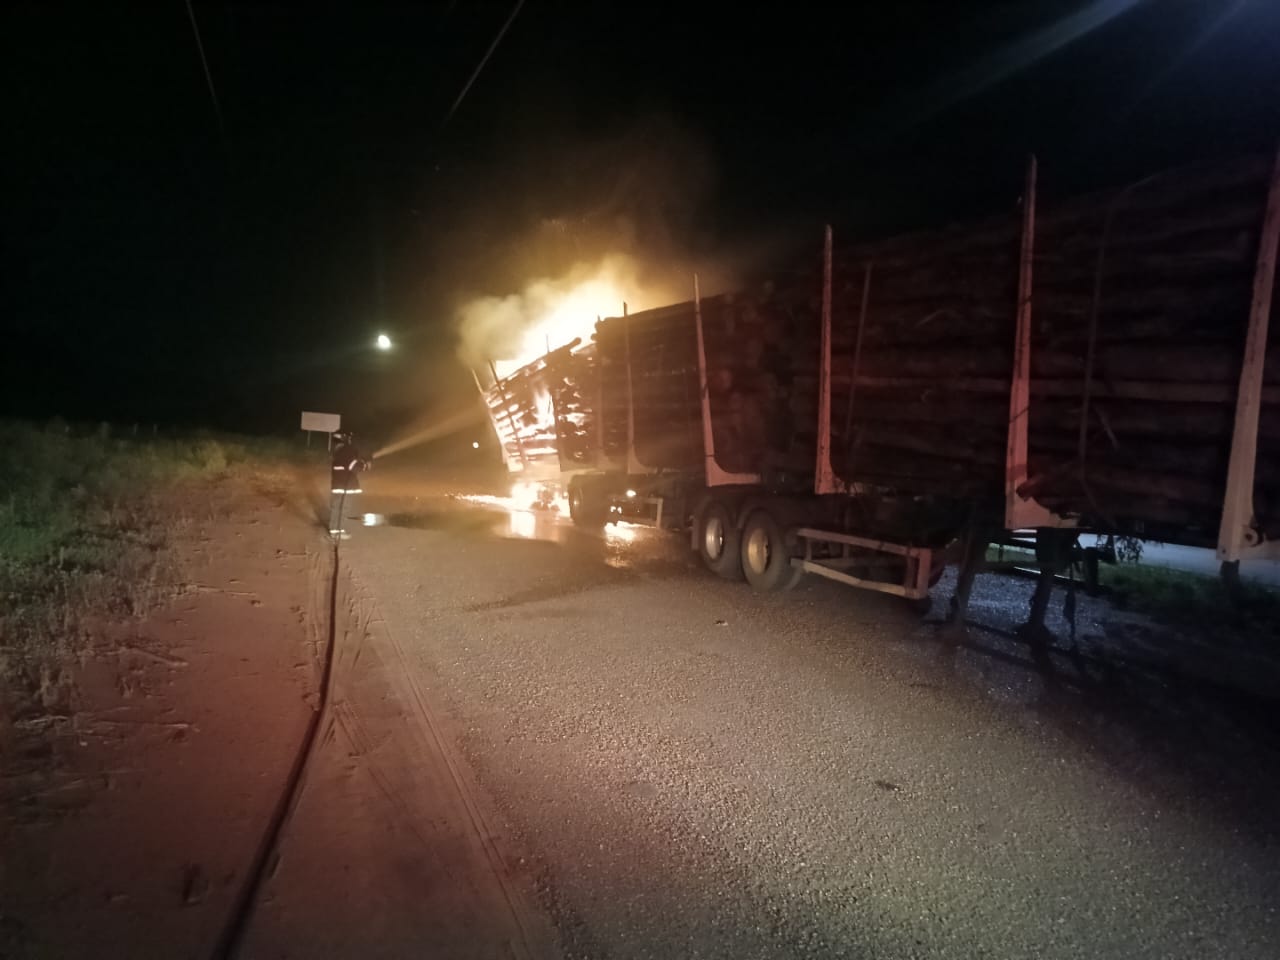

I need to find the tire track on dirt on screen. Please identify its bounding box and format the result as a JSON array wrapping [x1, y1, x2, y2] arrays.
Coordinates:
[[341, 574, 550, 959]]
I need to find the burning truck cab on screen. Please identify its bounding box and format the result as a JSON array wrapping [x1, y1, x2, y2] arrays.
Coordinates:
[[475, 339, 602, 512]]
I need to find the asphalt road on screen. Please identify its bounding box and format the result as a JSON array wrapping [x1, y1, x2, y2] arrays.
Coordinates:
[[334, 466, 1279, 959]]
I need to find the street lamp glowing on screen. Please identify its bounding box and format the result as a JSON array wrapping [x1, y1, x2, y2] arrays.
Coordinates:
[[376, 333, 392, 350]]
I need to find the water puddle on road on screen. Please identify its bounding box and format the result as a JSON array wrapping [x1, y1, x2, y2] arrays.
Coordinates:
[[381, 492, 684, 576], [449, 494, 573, 543], [452, 494, 647, 551]]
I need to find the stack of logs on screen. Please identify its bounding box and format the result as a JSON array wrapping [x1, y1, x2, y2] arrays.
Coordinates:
[[829, 152, 1278, 545], [594, 302, 701, 471], [830, 216, 1020, 502], [1028, 154, 1278, 543], [592, 284, 821, 481]]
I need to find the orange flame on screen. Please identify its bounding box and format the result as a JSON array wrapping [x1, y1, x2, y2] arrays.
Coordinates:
[[457, 254, 686, 379]]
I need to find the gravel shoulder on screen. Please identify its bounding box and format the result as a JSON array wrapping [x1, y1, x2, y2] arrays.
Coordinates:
[[243, 559, 558, 960]]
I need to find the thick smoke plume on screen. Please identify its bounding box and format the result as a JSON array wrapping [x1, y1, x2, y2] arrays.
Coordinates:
[[441, 115, 752, 379], [456, 252, 729, 378]]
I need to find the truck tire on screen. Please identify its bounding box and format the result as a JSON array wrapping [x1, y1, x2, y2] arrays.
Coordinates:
[[698, 499, 743, 580], [740, 509, 803, 592], [568, 480, 605, 527]]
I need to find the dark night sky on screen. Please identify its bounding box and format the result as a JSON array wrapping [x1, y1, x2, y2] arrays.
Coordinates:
[[3, 0, 1278, 439]]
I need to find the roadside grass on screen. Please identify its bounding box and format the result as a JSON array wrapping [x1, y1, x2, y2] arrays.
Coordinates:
[[0, 419, 309, 711], [983, 544, 1279, 645], [984, 546, 1037, 566], [1100, 563, 1280, 645]]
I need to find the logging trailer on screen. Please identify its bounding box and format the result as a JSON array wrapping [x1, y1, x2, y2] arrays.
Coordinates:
[[477, 149, 1280, 636]]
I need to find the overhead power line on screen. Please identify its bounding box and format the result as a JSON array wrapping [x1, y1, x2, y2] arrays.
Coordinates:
[[184, 0, 225, 137], [440, 0, 526, 132]]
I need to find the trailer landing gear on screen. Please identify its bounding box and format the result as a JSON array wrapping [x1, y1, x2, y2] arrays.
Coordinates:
[[1016, 529, 1077, 657], [945, 523, 991, 638]]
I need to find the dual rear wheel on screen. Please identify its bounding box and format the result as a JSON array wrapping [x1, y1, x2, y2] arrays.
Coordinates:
[[697, 499, 743, 580], [740, 509, 804, 592], [696, 500, 801, 592]]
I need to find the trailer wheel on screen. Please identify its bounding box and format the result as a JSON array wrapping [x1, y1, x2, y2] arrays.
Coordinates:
[[568, 480, 604, 527], [740, 510, 802, 592], [698, 499, 743, 580]]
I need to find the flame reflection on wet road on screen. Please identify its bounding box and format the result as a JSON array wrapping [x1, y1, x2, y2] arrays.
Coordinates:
[[349, 462, 693, 579], [454, 492, 647, 553]]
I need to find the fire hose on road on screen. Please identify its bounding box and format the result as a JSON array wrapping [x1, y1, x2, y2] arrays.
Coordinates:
[[210, 525, 344, 960]]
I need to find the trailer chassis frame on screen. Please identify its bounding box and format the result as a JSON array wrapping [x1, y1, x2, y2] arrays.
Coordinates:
[[792, 527, 934, 601]]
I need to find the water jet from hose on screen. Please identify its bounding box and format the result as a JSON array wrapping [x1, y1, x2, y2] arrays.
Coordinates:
[[372, 406, 485, 460]]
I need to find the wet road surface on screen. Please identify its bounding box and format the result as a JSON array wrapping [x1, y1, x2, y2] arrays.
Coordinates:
[[332, 466, 1279, 959]]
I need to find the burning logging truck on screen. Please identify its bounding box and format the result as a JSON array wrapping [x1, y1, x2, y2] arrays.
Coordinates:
[[477, 149, 1280, 640]]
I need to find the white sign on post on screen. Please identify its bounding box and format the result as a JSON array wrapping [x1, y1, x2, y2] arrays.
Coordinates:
[[301, 411, 341, 449], [301, 411, 341, 433]]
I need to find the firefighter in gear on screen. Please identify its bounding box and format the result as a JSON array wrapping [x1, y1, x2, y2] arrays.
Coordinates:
[[329, 430, 370, 536]]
